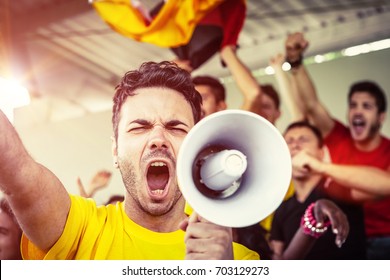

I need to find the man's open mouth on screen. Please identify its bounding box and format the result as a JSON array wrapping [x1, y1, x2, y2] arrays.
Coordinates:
[[352, 116, 366, 134], [147, 161, 170, 196]]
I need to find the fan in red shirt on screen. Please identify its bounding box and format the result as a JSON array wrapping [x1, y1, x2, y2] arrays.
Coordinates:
[[283, 32, 390, 260]]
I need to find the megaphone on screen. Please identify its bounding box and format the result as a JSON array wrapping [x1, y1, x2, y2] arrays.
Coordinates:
[[177, 110, 292, 228]]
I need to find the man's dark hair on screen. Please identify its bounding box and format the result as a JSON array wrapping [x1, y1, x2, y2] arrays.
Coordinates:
[[261, 84, 280, 109], [284, 121, 324, 147], [348, 80, 387, 114], [112, 61, 202, 140], [192, 75, 226, 103]]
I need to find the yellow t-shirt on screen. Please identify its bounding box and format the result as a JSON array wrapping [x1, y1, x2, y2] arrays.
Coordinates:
[[22, 195, 259, 260]]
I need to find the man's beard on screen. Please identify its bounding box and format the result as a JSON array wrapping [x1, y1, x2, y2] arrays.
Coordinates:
[[117, 156, 182, 216], [368, 120, 381, 138], [354, 120, 381, 143]]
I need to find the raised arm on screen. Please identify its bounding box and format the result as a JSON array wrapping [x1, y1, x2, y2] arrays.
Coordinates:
[[270, 53, 305, 122], [286, 32, 335, 137], [0, 109, 70, 251], [220, 45, 263, 115]]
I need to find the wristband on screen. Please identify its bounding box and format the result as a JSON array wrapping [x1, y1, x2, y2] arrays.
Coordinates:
[[286, 55, 303, 68], [300, 202, 331, 238]]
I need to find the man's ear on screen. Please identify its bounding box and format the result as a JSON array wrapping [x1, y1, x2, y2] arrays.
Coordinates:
[[379, 112, 386, 126], [111, 136, 119, 169], [275, 109, 281, 121], [218, 101, 227, 111]]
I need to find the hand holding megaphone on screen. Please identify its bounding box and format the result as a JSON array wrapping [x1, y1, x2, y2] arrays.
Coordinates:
[[179, 212, 234, 260]]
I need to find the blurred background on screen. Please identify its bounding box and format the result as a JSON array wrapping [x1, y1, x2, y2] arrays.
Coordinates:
[[1, 0, 389, 203]]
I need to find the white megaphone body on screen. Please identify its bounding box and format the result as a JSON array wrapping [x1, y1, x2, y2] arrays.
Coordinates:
[[176, 109, 292, 228]]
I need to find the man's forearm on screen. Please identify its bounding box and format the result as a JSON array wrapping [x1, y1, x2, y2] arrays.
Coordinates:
[[0, 109, 33, 193], [220, 46, 262, 113], [321, 162, 390, 196], [0, 109, 71, 251]]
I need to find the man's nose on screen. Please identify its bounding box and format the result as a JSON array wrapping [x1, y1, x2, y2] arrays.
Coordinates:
[[148, 126, 169, 150], [350, 104, 364, 114], [288, 141, 301, 153]]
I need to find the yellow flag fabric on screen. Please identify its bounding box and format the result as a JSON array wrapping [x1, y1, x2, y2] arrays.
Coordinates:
[[92, 0, 225, 47]]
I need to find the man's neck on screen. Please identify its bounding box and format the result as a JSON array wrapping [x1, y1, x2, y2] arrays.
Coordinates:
[[124, 198, 187, 233], [354, 133, 382, 152], [293, 174, 323, 203]]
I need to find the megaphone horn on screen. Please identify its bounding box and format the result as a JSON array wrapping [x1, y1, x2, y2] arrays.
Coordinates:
[[177, 110, 292, 228]]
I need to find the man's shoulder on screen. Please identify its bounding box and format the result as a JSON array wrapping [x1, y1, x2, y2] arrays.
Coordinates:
[[326, 119, 350, 140], [324, 120, 353, 153], [380, 134, 390, 146]]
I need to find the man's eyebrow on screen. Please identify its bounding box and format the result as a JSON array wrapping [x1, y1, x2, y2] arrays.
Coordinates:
[[129, 119, 189, 127], [165, 120, 189, 127], [129, 119, 151, 125]]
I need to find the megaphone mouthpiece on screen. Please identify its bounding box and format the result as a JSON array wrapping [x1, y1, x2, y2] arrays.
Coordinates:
[[192, 145, 243, 199], [200, 149, 247, 192]]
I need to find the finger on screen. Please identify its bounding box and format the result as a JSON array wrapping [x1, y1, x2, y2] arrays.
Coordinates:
[[313, 202, 327, 226], [185, 237, 208, 256], [179, 216, 190, 232], [335, 227, 347, 248], [185, 217, 228, 242], [327, 212, 347, 247], [325, 208, 343, 231], [185, 228, 232, 260], [194, 213, 212, 224], [181, 212, 200, 235], [335, 217, 349, 248], [184, 212, 201, 242], [185, 252, 209, 260], [185, 253, 201, 260], [188, 211, 199, 224]]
